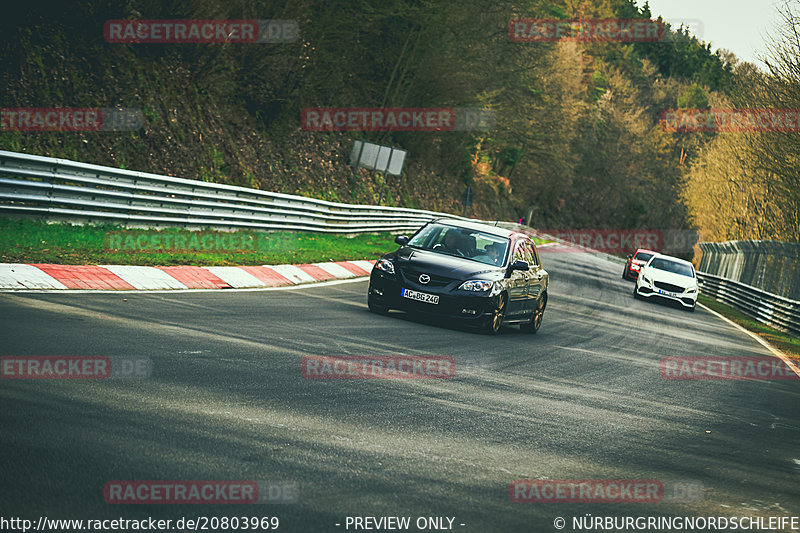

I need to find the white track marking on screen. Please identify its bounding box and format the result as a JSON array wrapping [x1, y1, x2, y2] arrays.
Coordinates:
[[0, 264, 68, 289], [348, 260, 375, 273], [698, 302, 800, 378], [100, 265, 189, 290], [269, 264, 317, 284], [313, 262, 357, 278], [204, 266, 266, 288]]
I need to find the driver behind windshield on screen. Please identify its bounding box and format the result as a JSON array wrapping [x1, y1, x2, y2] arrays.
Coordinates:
[[434, 229, 469, 256], [485, 243, 503, 264]]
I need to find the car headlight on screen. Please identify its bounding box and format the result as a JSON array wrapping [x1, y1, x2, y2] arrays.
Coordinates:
[[641, 276, 653, 286], [458, 280, 500, 295], [685, 287, 697, 293], [375, 259, 395, 274]]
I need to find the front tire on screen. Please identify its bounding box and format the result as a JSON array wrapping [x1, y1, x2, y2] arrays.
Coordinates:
[[484, 294, 507, 335], [633, 285, 642, 299], [522, 292, 547, 334]]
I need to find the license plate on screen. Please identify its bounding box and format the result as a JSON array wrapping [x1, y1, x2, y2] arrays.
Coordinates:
[[401, 288, 439, 305], [658, 289, 680, 298]]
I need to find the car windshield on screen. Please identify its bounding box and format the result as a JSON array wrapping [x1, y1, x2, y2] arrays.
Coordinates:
[[634, 252, 654, 262], [407, 223, 509, 266], [650, 257, 695, 277]]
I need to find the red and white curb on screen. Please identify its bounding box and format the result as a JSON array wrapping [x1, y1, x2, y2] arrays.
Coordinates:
[[0, 261, 376, 291]]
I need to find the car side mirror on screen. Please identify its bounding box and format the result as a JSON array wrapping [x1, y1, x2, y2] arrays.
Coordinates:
[[506, 260, 529, 277], [395, 235, 409, 246]]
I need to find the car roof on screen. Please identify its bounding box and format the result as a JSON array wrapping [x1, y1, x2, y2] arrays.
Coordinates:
[[634, 249, 658, 255], [431, 218, 518, 239]]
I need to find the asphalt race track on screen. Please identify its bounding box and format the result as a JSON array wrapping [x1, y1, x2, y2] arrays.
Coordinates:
[[1, 249, 798, 532]]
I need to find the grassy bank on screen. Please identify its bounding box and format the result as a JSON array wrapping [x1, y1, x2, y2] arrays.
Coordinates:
[[0, 217, 548, 267], [698, 294, 800, 360], [0, 218, 398, 266]]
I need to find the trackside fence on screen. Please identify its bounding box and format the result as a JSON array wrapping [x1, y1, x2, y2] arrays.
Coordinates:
[[697, 241, 800, 337], [0, 150, 471, 233]]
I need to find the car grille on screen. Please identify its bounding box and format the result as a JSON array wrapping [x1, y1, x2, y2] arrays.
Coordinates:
[[654, 281, 685, 293], [399, 268, 453, 287]]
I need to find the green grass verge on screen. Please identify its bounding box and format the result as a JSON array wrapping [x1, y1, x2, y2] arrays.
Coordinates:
[[0, 218, 397, 266], [0, 217, 551, 267], [698, 294, 800, 360]]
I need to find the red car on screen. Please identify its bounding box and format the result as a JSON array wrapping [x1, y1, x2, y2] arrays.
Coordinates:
[[622, 249, 657, 280]]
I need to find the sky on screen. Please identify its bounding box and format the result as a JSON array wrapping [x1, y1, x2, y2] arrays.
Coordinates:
[[644, 0, 789, 66]]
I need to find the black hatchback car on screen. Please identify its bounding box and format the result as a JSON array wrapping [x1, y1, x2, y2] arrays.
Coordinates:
[[367, 219, 548, 334]]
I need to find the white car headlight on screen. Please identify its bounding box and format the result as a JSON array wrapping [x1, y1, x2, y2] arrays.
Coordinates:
[[685, 287, 697, 293], [459, 280, 495, 293], [375, 259, 395, 274]]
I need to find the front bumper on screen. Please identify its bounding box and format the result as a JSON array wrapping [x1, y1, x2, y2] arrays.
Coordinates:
[[369, 270, 500, 323], [636, 282, 697, 307]]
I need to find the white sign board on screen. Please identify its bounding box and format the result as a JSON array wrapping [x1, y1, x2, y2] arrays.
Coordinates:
[[350, 141, 406, 175]]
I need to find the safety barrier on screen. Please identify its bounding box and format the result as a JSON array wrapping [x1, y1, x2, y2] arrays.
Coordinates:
[[697, 240, 800, 337], [0, 150, 471, 233]]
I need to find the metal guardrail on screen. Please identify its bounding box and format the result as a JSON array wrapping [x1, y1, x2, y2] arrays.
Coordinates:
[[0, 150, 473, 233], [697, 272, 800, 338], [697, 240, 799, 337]]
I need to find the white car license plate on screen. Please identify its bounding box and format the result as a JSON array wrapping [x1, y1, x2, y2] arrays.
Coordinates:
[[658, 289, 680, 298], [401, 288, 439, 305]]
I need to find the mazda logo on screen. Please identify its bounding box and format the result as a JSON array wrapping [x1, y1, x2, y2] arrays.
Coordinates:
[[419, 274, 431, 284]]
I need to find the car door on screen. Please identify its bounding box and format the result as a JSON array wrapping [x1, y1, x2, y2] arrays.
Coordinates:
[[505, 238, 530, 318], [524, 239, 547, 312]]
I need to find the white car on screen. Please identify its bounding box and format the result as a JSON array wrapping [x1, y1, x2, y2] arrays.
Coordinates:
[[633, 254, 698, 311]]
